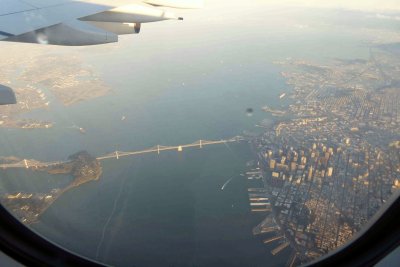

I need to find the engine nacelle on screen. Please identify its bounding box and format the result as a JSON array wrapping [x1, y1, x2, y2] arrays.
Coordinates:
[[85, 22, 141, 35], [5, 20, 117, 46]]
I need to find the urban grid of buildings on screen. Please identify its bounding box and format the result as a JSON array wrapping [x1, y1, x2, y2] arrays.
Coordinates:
[[248, 48, 400, 266]]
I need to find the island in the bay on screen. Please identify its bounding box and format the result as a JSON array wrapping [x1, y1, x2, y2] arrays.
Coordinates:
[[0, 151, 102, 224]]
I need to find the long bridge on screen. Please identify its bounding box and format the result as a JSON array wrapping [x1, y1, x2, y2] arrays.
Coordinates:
[[0, 136, 244, 169], [0, 159, 63, 170], [96, 136, 243, 160]]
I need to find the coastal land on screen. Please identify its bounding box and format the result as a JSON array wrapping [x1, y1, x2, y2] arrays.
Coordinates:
[[248, 47, 400, 265], [0, 44, 111, 129]]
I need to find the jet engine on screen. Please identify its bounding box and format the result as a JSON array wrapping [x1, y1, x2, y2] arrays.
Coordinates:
[[3, 0, 202, 46]]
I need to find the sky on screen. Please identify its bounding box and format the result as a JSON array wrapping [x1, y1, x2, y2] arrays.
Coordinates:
[[171, 0, 400, 26], [206, 0, 400, 12]]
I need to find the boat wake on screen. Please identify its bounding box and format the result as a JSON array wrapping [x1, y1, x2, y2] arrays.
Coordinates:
[[221, 177, 233, 190], [95, 174, 127, 260]]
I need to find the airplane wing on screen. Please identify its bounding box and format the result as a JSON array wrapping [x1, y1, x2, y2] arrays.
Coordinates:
[[0, 0, 203, 46]]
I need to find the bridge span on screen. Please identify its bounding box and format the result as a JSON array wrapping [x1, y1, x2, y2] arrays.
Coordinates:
[[96, 136, 244, 160], [0, 136, 244, 169], [0, 160, 64, 170]]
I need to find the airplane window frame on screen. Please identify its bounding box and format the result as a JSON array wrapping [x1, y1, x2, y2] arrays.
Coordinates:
[[0, 1, 400, 266], [0, 192, 399, 267], [306, 191, 400, 267], [0, 203, 105, 267]]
